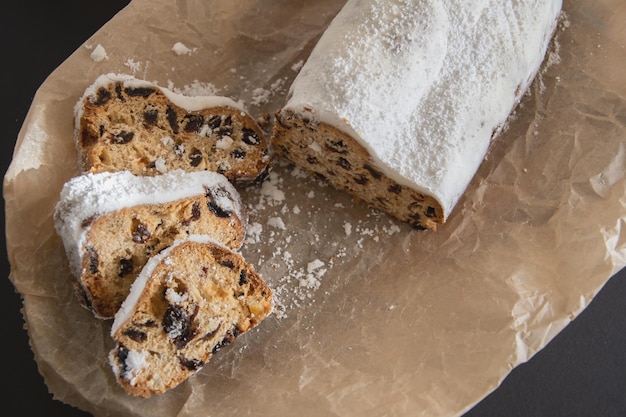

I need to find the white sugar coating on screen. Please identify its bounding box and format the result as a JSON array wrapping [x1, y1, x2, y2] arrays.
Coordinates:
[[111, 235, 228, 335], [54, 170, 244, 280], [282, 0, 562, 219], [73, 73, 244, 143]]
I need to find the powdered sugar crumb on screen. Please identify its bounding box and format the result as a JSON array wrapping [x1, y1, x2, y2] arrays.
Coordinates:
[[291, 60, 304, 72], [90, 44, 108, 62], [172, 42, 197, 56], [267, 217, 286, 230]]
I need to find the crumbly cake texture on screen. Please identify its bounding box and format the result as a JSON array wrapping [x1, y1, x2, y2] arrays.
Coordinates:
[[53, 170, 247, 319], [271, 0, 563, 230], [75, 73, 271, 184], [109, 236, 274, 398]]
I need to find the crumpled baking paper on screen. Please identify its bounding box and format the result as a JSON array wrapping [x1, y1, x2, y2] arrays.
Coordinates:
[[4, 0, 626, 416]]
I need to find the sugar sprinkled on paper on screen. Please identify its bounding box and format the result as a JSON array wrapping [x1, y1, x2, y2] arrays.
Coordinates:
[[241, 161, 404, 320], [167, 79, 219, 96]]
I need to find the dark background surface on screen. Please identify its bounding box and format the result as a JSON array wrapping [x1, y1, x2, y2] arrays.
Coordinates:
[[2, 2, 625, 416]]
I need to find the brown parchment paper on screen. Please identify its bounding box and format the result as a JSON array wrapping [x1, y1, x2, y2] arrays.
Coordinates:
[[4, 0, 626, 416]]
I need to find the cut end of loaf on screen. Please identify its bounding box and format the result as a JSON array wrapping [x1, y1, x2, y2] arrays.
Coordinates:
[[270, 110, 444, 230]]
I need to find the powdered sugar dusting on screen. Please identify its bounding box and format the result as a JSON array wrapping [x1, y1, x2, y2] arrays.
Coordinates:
[[167, 79, 220, 97]]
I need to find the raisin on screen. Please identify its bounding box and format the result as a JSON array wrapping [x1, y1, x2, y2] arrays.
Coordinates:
[[183, 114, 205, 133], [354, 175, 368, 185], [183, 202, 201, 226], [189, 149, 203, 167], [81, 131, 99, 147], [364, 164, 382, 180], [239, 270, 248, 286], [124, 87, 156, 97], [208, 115, 222, 130], [179, 357, 204, 371], [426, 206, 436, 218], [218, 115, 233, 136], [306, 155, 319, 165], [205, 186, 233, 218], [241, 128, 260, 145], [134, 319, 157, 327], [409, 213, 427, 230], [325, 139, 348, 154], [388, 184, 402, 194], [218, 259, 235, 269], [163, 305, 197, 350], [166, 106, 179, 134], [93, 87, 112, 105], [132, 222, 151, 243], [337, 157, 351, 170], [212, 329, 237, 354], [111, 130, 134, 144], [114, 83, 124, 101], [230, 148, 246, 159], [143, 109, 159, 126], [115, 345, 131, 376], [85, 246, 99, 274], [122, 328, 147, 343], [118, 258, 134, 277]]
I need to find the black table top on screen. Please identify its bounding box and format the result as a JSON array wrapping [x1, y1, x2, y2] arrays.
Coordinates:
[[2, 2, 625, 416]]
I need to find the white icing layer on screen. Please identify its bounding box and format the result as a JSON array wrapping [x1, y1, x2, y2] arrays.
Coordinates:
[[53, 170, 245, 280], [282, 0, 562, 219], [111, 235, 228, 335]]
